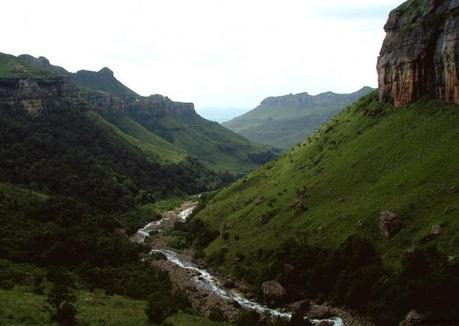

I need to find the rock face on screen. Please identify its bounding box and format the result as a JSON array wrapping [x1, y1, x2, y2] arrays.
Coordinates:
[[0, 77, 77, 115], [377, 0, 459, 107], [261, 280, 286, 307]]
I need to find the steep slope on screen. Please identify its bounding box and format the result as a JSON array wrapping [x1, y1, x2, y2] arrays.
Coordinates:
[[223, 87, 373, 149], [194, 93, 459, 323], [0, 55, 216, 212], [19, 54, 276, 174], [0, 53, 219, 325]]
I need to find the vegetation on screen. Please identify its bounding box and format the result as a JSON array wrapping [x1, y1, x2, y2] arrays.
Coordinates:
[[223, 87, 373, 149], [15, 52, 277, 175], [194, 94, 459, 324], [0, 54, 223, 324], [0, 53, 54, 79]]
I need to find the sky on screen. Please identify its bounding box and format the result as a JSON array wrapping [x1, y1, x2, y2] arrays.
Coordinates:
[[1, 0, 402, 111]]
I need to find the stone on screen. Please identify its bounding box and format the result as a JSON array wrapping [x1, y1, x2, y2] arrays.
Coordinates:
[[316, 321, 333, 326], [283, 263, 294, 273], [399, 309, 426, 326], [308, 304, 332, 319], [255, 196, 264, 205], [379, 210, 402, 237], [261, 280, 286, 306], [377, 0, 459, 107], [223, 280, 235, 289], [431, 224, 443, 236], [290, 300, 311, 315]]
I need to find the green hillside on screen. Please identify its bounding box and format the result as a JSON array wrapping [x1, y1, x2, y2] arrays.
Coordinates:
[[72, 67, 139, 99], [87, 111, 187, 164], [17, 53, 276, 174], [0, 286, 225, 326], [126, 104, 276, 174], [223, 87, 373, 149], [0, 53, 53, 79], [193, 93, 459, 323]]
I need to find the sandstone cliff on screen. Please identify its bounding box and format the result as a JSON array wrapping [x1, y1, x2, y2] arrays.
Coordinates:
[[0, 77, 77, 115], [377, 0, 459, 107]]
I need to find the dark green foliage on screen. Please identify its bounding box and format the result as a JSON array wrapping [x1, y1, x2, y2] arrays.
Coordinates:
[[208, 306, 226, 322], [0, 96, 215, 213], [145, 289, 191, 324], [252, 237, 459, 325], [45, 283, 78, 326], [235, 310, 260, 326]]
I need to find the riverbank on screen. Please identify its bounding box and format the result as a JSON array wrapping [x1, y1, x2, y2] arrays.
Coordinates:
[[134, 200, 371, 325]]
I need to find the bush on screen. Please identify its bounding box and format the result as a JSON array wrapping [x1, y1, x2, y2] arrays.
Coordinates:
[[45, 283, 77, 326], [208, 306, 226, 322]]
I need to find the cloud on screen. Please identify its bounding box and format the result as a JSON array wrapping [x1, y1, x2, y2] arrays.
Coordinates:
[[1, 0, 402, 109]]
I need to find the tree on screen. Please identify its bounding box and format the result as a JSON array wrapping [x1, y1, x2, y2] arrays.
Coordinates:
[[45, 283, 77, 325], [145, 296, 178, 324]]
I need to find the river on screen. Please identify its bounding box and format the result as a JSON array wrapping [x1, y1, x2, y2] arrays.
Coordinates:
[[134, 202, 344, 326]]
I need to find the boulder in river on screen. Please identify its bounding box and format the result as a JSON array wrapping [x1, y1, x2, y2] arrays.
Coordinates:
[[308, 304, 333, 319], [223, 280, 236, 289], [290, 299, 311, 315], [262, 280, 286, 306]]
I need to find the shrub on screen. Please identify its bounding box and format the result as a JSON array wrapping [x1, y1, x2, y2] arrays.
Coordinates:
[[45, 283, 77, 326]]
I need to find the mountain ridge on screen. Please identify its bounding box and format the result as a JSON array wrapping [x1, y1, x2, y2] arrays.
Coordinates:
[[223, 86, 374, 149], [17, 53, 275, 174]]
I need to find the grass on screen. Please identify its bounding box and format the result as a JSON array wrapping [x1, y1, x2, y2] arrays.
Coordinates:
[[0, 53, 53, 79], [0, 287, 226, 326], [223, 87, 373, 149], [146, 112, 274, 174], [86, 111, 186, 164], [196, 94, 459, 274], [0, 287, 148, 326]]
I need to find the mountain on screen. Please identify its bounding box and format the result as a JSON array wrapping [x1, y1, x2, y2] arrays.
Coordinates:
[[0, 53, 220, 211], [18, 55, 276, 174], [222, 87, 374, 149], [197, 107, 250, 123], [188, 1, 459, 324], [0, 52, 226, 325]]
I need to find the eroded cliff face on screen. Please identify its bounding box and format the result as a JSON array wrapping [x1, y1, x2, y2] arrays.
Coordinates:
[[377, 0, 459, 107], [0, 77, 77, 115]]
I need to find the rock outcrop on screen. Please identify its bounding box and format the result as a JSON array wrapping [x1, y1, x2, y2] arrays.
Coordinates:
[[377, 0, 459, 107], [0, 77, 77, 115]]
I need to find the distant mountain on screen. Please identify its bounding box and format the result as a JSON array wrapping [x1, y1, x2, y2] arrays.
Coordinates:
[[196, 107, 249, 123], [223, 87, 374, 149], [18, 54, 276, 174]]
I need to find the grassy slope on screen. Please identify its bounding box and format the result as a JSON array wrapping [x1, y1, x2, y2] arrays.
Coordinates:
[[197, 94, 459, 273], [0, 53, 54, 79], [71, 69, 139, 100], [0, 287, 225, 326], [87, 111, 186, 164], [223, 88, 373, 149], [149, 113, 274, 174], [0, 287, 147, 326], [223, 101, 344, 149]]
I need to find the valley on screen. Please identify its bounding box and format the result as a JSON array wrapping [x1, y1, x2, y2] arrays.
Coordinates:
[[1, 0, 459, 325], [133, 200, 371, 326]]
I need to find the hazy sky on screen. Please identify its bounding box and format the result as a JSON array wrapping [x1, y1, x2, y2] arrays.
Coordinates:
[[2, 0, 401, 110]]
